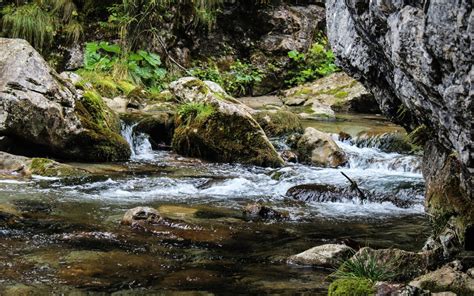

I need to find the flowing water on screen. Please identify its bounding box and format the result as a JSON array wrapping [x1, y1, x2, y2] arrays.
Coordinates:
[[0, 115, 429, 295]]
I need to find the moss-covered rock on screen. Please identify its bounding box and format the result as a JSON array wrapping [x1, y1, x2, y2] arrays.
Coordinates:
[[254, 110, 304, 137], [328, 278, 375, 296], [0, 38, 130, 162], [282, 72, 379, 116], [28, 158, 87, 177], [170, 77, 283, 167]]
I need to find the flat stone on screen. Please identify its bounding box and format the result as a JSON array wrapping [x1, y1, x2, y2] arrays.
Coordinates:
[[287, 243, 354, 268]]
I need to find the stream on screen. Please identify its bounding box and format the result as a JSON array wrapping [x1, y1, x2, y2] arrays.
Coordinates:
[[0, 114, 429, 295]]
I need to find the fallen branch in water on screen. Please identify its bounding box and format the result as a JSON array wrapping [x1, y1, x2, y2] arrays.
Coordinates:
[[340, 171, 366, 202]]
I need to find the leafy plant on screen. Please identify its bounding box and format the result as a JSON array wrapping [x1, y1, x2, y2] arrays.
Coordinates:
[[330, 250, 393, 283], [190, 59, 263, 97], [286, 36, 339, 87], [82, 41, 168, 92]]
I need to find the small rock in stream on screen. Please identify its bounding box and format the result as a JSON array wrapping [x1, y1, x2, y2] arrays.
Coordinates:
[[121, 207, 162, 226], [243, 203, 288, 220], [287, 244, 354, 268]]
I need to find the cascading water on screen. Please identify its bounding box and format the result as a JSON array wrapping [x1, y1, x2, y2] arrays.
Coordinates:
[[52, 129, 425, 218], [121, 122, 155, 161]]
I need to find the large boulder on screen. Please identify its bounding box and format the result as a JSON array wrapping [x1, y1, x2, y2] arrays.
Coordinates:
[[296, 127, 347, 168], [170, 77, 284, 167], [254, 110, 304, 137], [0, 38, 130, 162], [326, 1, 473, 247]]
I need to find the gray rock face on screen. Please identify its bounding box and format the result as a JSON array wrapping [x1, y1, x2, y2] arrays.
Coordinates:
[[326, 0, 473, 246], [0, 38, 130, 161], [326, 0, 473, 194]]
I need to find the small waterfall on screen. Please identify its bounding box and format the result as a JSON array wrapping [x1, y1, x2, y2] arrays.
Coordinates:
[[333, 134, 422, 174], [121, 122, 154, 161]]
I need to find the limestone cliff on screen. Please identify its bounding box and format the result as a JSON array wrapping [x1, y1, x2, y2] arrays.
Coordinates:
[[326, 0, 473, 248]]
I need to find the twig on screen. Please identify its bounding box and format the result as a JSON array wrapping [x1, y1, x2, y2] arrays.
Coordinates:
[[340, 171, 366, 201]]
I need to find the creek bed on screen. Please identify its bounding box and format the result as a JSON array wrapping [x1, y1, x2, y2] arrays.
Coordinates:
[[0, 114, 429, 295]]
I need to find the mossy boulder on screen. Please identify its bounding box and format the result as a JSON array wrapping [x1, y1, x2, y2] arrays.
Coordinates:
[[254, 110, 304, 137], [170, 77, 283, 167], [281, 72, 379, 116], [0, 38, 130, 162], [296, 127, 347, 168], [328, 278, 375, 296]]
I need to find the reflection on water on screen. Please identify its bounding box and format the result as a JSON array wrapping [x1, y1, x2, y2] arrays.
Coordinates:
[[0, 115, 429, 295]]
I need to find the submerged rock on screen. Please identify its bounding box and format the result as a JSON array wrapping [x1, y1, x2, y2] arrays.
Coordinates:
[[286, 184, 350, 202], [170, 77, 283, 167], [0, 38, 130, 162], [121, 207, 162, 226], [121, 111, 175, 148], [288, 244, 354, 268], [409, 261, 474, 295], [243, 203, 289, 220], [296, 127, 347, 168]]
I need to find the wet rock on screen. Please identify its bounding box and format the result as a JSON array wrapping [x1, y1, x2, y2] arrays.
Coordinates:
[[288, 244, 354, 268], [254, 110, 304, 137], [170, 77, 283, 167], [121, 207, 162, 226], [0, 203, 20, 225], [353, 247, 439, 282], [280, 150, 298, 163], [354, 132, 416, 154], [296, 128, 347, 168], [243, 203, 289, 221], [338, 132, 351, 142], [409, 261, 474, 295], [0, 152, 87, 178], [282, 72, 378, 115], [286, 184, 350, 202], [0, 38, 131, 162], [373, 281, 405, 296]]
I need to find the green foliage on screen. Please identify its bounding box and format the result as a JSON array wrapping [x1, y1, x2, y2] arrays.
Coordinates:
[[190, 60, 263, 97], [330, 250, 393, 283], [177, 102, 215, 123], [1, 3, 53, 50], [82, 41, 167, 91], [328, 278, 375, 296], [286, 37, 339, 87], [1, 0, 83, 51]]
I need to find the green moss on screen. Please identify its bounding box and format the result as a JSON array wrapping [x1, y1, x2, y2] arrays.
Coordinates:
[[328, 278, 375, 296], [117, 80, 136, 95], [177, 102, 215, 124], [29, 158, 84, 177], [254, 111, 304, 137], [82, 90, 107, 127], [293, 87, 313, 97], [334, 91, 349, 99], [183, 79, 209, 95]]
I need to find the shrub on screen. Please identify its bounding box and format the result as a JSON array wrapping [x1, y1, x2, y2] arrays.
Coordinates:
[[286, 36, 339, 87], [190, 59, 263, 97], [1, 0, 82, 52]]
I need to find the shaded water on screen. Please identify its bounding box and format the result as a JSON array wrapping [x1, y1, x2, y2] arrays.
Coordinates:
[[0, 114, 429, 295]]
